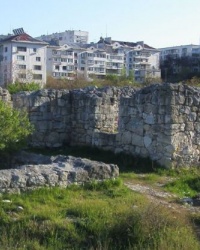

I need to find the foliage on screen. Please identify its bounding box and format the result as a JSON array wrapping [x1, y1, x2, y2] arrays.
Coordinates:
[[163, 167, 200, 197], [185, 76, 200, 86], [0, 181, 198, 249], [160, 55, 200, 82], [144, 76, 163, 86], [0, 100, 34, 154], [45, 73, 139, 90], [7, 82, 41, 94]]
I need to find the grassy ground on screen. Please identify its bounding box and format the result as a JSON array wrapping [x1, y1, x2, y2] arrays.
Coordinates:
[[0, 179, 199, 250], [0, 146, 199, 249]]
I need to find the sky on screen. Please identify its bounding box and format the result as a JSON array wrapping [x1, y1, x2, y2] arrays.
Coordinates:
[[1, 0, 200, 48]]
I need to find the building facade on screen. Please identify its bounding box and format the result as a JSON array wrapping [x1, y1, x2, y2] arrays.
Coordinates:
[[96, 37, 161, 83], [37, 30, 89, 45], [0, 28, 161, 86], [0, 31, 47, 87]]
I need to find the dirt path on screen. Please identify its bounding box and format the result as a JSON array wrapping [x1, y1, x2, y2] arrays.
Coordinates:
[[125, 181, 200, 212], [124, 180, 200, 240]]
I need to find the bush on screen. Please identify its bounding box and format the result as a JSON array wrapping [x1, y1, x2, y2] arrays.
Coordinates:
[[7, 82, 41, 94], [0, 100, 34, 154]]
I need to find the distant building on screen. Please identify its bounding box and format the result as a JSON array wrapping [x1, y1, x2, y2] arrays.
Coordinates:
[[36, 30, 89, 46], [0, 28, 47, 87], [160, 44, 200, 81], [46, 42, 125, 80], [96, 37, 161, 83], [46, 43, 81, 80]]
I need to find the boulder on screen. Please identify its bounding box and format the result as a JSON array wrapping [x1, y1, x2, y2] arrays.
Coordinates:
[[0, 151, 119, 193]]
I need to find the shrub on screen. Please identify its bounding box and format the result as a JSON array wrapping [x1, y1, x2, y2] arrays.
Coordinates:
[[0, 100, 34, 154], [7, 82, 41, 94]]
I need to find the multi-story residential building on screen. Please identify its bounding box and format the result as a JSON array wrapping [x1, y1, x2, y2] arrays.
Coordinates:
[[77, 48, 107, 78], [36, 30, 89, 46], [0, 28, 160, 85], [96, 37, 161, 83], [160, 44, 200, 81], [47, 44, 79, 80], [126, 44, 160, 82], [46, 42, 125, 80], [0, 29, 47, 87]]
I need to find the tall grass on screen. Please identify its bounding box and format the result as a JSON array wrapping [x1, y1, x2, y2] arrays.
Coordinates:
[[0, 180, 199, 249], [45, 76, 140, 90]]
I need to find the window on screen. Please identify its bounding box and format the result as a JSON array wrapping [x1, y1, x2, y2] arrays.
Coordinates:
[[18, 64, 26, 69], [36, 57, 41, 61], [17, 47, 27, 52], [68, 59, 73, 63], [54, 58, 61, 62], [17, 55, 25, 61], [62, 66, 67, 70], [33, 74, 42, 80], [81, 67, 85, 71], [4, 47, 7, 52], [67, 66, 74, 71], [55, 65, 59, 70], [34, 65, 42, 70], [33, 48, 37, 52], [61, 58, 67, 62], [18, 73, 26, 79]]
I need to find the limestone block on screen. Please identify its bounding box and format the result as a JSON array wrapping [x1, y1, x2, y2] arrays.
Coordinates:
[[144, 136, 152, 148], [194, 122, 200, 132], [175, 93, 185, 105], [143, 113, 155, 125], [132, 134, 144, 147], [121, 131, 132, 144]]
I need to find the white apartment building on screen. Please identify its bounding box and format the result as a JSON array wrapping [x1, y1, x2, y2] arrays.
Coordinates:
[[160, 44, 200, 61], [0, 29, 47, 87], [97, 37, 161, 83], [37, 30, 89, 45], [47, 44, 79, 80], [78, 48, 107, 78], [126, 44, 160, 82], [46, 43, 124, 80]]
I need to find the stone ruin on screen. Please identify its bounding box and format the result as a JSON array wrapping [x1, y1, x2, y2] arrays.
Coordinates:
[[2, 83, 200, 168], [0, 151, 119, 194]]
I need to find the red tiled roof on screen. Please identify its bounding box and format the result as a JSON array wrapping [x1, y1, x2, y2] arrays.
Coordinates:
[[1, 33, 47, 44]]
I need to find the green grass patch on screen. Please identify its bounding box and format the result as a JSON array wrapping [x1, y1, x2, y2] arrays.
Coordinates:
[[0, 179, 199, 249], [163, 168, 200, 197]]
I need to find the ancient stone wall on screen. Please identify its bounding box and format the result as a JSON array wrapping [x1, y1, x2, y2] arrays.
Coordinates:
[[2, 83, 200, 168]]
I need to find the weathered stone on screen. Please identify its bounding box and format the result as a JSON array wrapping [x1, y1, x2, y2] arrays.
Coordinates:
[[2, 83, 200, 169], [144, 136, 152, 148], [0, 152, 119, 193]]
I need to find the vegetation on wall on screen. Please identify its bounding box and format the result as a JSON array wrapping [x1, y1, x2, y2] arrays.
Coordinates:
[[45, 71, 140, 90], [7, 82, 41, 94], [0, 100, 34, 154]]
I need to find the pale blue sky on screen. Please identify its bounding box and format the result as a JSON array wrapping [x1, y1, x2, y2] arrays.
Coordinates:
[[1, 0, 200, 48]]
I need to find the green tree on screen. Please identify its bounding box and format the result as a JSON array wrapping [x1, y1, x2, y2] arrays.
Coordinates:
[[0, 100, 34, 154]]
